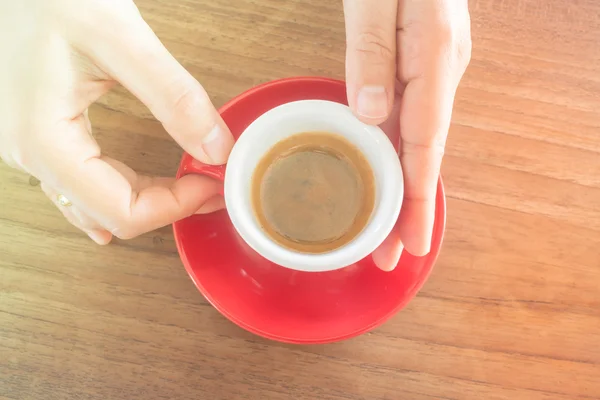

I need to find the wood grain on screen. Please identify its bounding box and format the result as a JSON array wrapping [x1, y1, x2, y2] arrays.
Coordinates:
[[1, 0, 599, 399]]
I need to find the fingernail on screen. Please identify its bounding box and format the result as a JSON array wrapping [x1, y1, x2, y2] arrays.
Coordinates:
[[201, 123, 234, 165], [357, 86, 389, 119], [386, 243, 404, 272]]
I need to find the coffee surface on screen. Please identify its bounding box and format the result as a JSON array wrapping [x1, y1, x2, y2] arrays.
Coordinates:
[[251, 132, 375, 253]]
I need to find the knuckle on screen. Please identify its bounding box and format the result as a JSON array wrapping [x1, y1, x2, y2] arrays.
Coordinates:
[[353, 29, 395, 62], [106, 191, 141, 241], [172, 85, 209, 119], [431, 13, 472, 71], [163, 82, 216, 134], [457, 34, 472, 68], [434, 19, 456, 48]]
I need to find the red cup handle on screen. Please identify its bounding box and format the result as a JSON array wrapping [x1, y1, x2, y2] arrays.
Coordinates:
[[180, 158, 226, 195]]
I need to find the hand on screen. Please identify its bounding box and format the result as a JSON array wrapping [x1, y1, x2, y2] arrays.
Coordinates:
[[343, 0, 472, 270], [0, 0, 234, 244]]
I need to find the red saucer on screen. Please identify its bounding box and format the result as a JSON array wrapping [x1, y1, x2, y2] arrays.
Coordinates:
[[173, 77, 446, 344]]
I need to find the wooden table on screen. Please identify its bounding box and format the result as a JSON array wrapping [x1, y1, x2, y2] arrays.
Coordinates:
[[1, 0, 599, 399]]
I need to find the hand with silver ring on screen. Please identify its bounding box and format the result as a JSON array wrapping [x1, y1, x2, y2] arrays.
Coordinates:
[[0, 0, 234, 244]]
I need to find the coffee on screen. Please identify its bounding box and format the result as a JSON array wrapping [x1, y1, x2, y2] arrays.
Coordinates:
[[251, 131, 375, 254]]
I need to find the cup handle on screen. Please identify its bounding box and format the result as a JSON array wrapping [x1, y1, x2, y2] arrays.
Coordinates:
[[180, 159, 226, 196]]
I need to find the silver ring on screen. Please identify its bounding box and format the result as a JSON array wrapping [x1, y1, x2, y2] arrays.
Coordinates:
[[57, 194, 72, 207]]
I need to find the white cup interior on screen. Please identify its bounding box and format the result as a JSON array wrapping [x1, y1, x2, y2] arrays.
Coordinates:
[[224, 100, 403, 272]]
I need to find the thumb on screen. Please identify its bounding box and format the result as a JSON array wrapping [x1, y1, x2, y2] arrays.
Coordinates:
[[343, 0, 398, 125], [69, 5, 234, 165]]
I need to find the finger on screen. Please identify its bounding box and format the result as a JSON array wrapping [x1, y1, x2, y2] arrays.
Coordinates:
[[372, 222, 403, 272], [94, 154, 225, 235], [41, 182, 112, 245], [88, 159, 222, 239], [373, 94, 403, 271], [394, 1, 470, 256], [397, 77, 454, 256], [101, 157, 224, 214], [343, 0, 398, 124], [68, 4, 234, 165]]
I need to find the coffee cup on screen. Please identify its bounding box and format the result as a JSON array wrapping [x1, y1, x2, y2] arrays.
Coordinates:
[[180, 99, 403, 272]]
